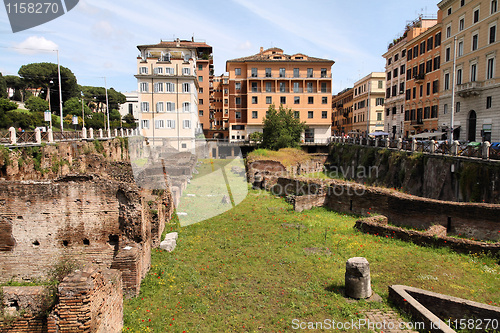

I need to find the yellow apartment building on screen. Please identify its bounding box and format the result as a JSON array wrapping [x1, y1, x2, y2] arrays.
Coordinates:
[[404, 14, 442, 138], [352, 72, 386, 136], [439, 0, 500, 142], [226, 47, 334, 143], [332, 88, 353, 136], [136, 38, 212, 151]]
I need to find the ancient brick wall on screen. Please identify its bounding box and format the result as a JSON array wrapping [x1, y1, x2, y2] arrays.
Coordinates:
[[273, 177, 500, 241]]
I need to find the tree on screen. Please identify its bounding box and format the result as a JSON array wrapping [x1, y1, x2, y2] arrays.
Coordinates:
[[249, 131, 263, 144], [4, 75, 25, 101], [63, 97, 92, 117], [122, 113, 137, 129], [261, 104, 306, 150], [18, 62, 78, 113], [25, 96, 49, 113], [81, 86, 126, 113], [0, 73, 7, 99]]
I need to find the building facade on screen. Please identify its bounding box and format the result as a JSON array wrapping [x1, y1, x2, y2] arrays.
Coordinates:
[[204, 74, 229, 139], [438, 0, 500, 142], [352, 72, 386, 135], [225, 47, 334, 143], [332, 88, 353, 136], [136, 38, 212, 151], [118, 91, 139, 124], [404, 15, 442, 138]]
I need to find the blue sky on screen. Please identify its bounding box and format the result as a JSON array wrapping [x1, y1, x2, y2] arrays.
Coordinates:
[[0, 0, 440, 95]]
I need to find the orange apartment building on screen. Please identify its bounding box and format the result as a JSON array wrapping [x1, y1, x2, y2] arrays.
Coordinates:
[[332, 88, 353, 135], [225, 47, 335, 143], [204, 74, 229, 139], [403, 13, 443, 138]]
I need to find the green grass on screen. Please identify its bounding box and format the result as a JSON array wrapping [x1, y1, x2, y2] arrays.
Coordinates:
[[247, 148, 311, 167], [123, 187, 500, 332]]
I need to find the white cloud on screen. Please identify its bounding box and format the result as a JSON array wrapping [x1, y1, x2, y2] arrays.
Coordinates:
[[13, 36, 59, 54]]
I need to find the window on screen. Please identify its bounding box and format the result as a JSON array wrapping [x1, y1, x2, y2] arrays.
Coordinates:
[[388, 57, 392, 65], [456, 102, 461, 113], [266, 96, 272, 104], [487, 96, 493, 109], [183, 120, 191, 129], [433, 80, 439, 93], [419, 85, 423, 97], [492, 0, 498, 14], [307, 68, 313, 77], [387, 72, 392, 81], [473, 7, 480, 23], [448, 7, 452, 16], [487, 57, 495, 79], [183, 67, 191, 75], [461, 0, 465, 6], [407, 48, 413, 60], [294, 96, 300, 104], [198, 64, 203, 71], [400, 82, 405, 94], [235, 97, 241, 105], [183, 83, 190, 93], [199, 110, 203, 116], [431, 105, 438, 118], [154, 67, 163, 75], [459, 16, 465, 31], [490, 24, 497, 44], [446, 24, 451, 38], [407, 68, 412, 80], [444, 72, 450, 90], [265, 68, 272, 77], [252, 111, 258, 119], [154, 82, 163, 93], [413, 87, 416, 99], [471, 63, 477, 81], [165, 67, 174, 75], [281, 96, 286, 104], [156, 102, 164, 112], [235, 68, 241, 75], [279, 68, 286, 78], [252, 96, 257, 104], [293, 68, 299, 77], [413, 45, 419, 57], [198, 76, 203, 82], [139, 67, 148, 74], [458, 40, 464, 56], [307, 82, 313, 93], [164, 83, 174, 92], [420, 41, 426, 55], [294, 111, 300, 119], [141, 120, 149, 129], [308, 96, 314, 104], [444, 104, 448, 115], [386, 87, 391, 98], [279, 82, 286, 92], [140, 82, 148, 92], [393, 68, 398, 77], [308, 111, 314, 119], [435, 32, 442, 47], [322, 97, 328, 104], [251, 68, 257, 77], [321, 82, 327, 93], [199, 99, 203, 105], [433, 56, 441, 71], [293, 82, 300, 93], [251, 82, 258, 92], [166, 120, 175, 129], [428, 36, 434, 51], [166, 102, 175, 111], [376, 97, 384, 106], [182, 102, 190, 112], [445, 47, 451, 62], [235, 111, 241, 119], [322, 111, 328, 119], [155, 120, 165, 129], [377, 113, 382, 121], [141, 102, 149, 112], [395, 54, 399, 61], [426, 82, 431, 96], [472, 33, 479, 50], [321, 68, 327, 78], [378, 80, 383, 89], [426, 60, 433, 73], [236, 82, 241, 90]]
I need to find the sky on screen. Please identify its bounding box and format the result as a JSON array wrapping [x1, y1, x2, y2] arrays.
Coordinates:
[[0, 0, 441, 95]]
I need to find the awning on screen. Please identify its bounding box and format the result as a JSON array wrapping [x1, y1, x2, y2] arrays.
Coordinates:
[[368, 132, 390, 136], [410, 132, 441, 139], [467, 142, 481, 147]]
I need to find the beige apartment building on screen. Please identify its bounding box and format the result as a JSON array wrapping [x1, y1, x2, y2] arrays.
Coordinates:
[[332, 88, 354, 135], [352, 72, 386, 135], [136, 39, 212, 151], [225, 47, 334, 143], [438, 0, 500, 142]]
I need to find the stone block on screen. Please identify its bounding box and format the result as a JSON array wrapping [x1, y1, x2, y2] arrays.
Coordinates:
[[345, 257, 372, 299]]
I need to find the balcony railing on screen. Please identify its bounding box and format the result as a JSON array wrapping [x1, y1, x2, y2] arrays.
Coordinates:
[[457, 81, 483, 97], [413, 73, 425, 83], [247, 73, 332, 79]]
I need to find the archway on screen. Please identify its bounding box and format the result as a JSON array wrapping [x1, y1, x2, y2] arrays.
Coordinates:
[[467, 110, 477, 142]]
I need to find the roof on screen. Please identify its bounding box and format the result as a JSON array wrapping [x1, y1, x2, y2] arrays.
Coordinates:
[[227, 47, 334, 64], [137, 39, 212, 51]]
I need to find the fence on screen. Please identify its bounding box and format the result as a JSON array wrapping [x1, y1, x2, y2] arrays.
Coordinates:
[[331, 136, 499, 161], [2, 127, 140, 146]]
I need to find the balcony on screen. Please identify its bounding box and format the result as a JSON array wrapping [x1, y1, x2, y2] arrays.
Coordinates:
[[457, 81, 483, 97], [411, 119, 423, 126], [413, 73, 425, 83]]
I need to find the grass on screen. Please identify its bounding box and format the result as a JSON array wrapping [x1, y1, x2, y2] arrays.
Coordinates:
[[123, 181, 500, 332], [247, 148, 311, 167]]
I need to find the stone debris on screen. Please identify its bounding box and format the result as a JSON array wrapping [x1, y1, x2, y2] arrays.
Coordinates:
[[160, 232, 178, 252]]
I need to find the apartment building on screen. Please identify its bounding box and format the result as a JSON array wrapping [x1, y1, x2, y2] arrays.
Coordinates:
[[438, 0, 500, 142], [225, 47, 334, 143], [383, 35, 408, 139], [352, 72, 386, 135], [118, 91, 139, 123], [404, 14, 442, 138], [332, 88, 354, 136], [135, 38, 212, 151], [203, 74, 229, 139]]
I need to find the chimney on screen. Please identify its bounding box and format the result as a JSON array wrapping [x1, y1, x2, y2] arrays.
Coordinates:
[[176, 38, 180, 47], [260, 47, 264, 54]]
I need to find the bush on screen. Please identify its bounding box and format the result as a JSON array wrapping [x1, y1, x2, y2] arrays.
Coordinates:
[[25, 96, 49, 113]]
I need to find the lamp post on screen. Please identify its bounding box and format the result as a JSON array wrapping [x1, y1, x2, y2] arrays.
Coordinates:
[[450, 36, 458, 142], [81, 91, 85, 128], [56, 49, 63, 132]]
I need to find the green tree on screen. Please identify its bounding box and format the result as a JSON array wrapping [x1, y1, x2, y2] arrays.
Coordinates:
[[261, 104, 306, 150], [249, 131, 263, 144], [122, 113, 137, 129], [85, 112, 106, 129], [0, 73, 7, 99], [4, 75, 25, 101], [63, 97, 92, 117], [18, 62, 78, 113], [81, 86, 126, 113], [25, 96, 49, 113]]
